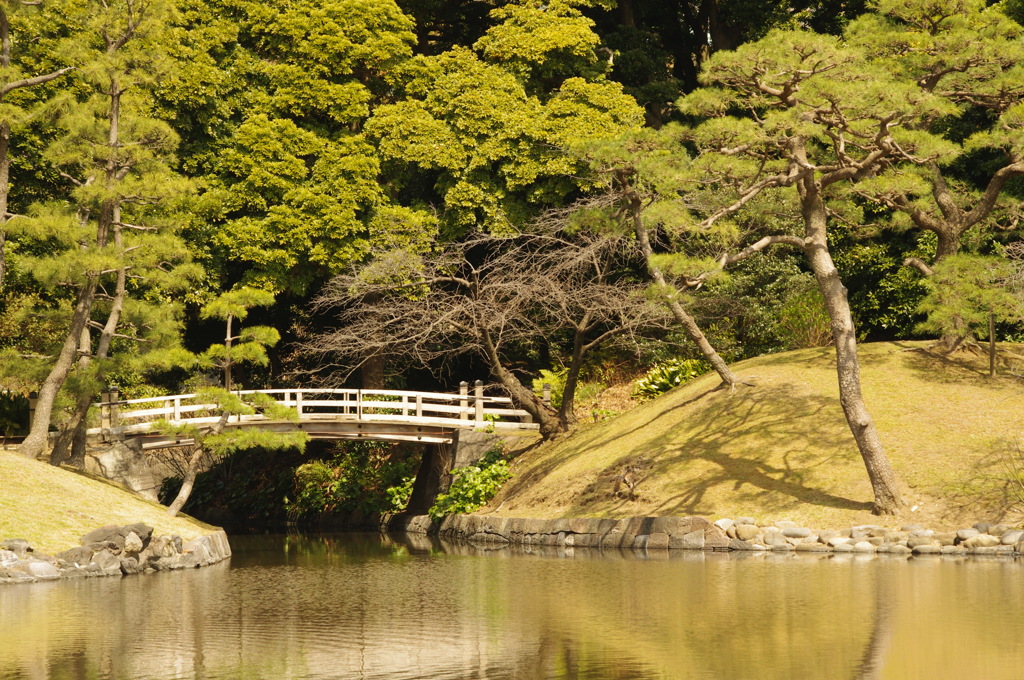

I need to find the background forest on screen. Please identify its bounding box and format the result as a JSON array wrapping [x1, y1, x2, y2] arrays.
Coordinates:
[[2, 0, 1024, 516]]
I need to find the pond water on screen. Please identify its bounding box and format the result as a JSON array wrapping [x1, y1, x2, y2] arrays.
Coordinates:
[[1, 532, 1023, 680]]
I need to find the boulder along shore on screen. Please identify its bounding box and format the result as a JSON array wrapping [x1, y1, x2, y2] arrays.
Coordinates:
[[0, 523, 231, 585]]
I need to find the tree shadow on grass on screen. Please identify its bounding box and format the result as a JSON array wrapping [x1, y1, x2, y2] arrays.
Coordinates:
[[888, 340, 1013, 385], [502, 381, 873, 516], [934, 442, 1024, 523], [640, 385, 873, 516]]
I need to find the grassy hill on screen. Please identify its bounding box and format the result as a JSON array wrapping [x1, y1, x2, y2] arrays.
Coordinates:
[[0, 450, 217, 554], [487, 342, 1024, 531]]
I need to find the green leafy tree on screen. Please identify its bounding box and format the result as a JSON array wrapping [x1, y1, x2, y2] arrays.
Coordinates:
[[367, 0, 644, 238], [575, 126, 741, 387], [0, 0, 73, 291], [161, 0, 433, 296], [844, 0, 1024, 349], [198, 287, 277, 391], [676, 27, 952, 513], [18, 0, 190, 460], [915, 254, 1020, 347]]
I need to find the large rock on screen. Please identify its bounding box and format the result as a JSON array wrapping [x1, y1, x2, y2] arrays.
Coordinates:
[[1000, 530, 1023, 545], [907, 535, 938, 549], [0, 549, 20, 568], [956, 528, 980, 542], [672, 529, 705, 550], [84, 440, 162, 501], [18, 559, 59, 580], [735, 524, 761, 542], [1, 539, 31, 558], [91, 549, 123, 577], [782, 527, 812, 539], [964, 534, 1000, 549], [56, 546, 95, 566], [123, 532, 144, 555]]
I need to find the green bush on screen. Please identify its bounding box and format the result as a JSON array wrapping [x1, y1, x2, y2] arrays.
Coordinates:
[[285, 441, 418, 520], [631, 358, 711, 400], [429, 447, 511, 520], [531, 367, 568, 408]]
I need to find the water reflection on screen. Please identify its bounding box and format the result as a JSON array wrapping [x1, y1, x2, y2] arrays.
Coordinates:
[[1, 533, 1022, 679]]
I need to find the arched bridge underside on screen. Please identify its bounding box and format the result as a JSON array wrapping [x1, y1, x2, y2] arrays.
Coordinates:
[[85, 386, 539, 450]]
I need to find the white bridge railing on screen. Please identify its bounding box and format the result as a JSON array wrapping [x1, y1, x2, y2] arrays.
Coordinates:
[[88, 382, 539, 441]]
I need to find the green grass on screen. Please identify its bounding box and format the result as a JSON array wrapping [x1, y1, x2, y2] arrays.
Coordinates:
[[488, 342, 1024, 531], [0, 450, 217, 554]]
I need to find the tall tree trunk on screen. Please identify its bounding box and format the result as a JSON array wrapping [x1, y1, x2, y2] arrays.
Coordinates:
[[799, 176, 903, 515], [51, 227, 127, 467], [49, 326, 93, 465], [631, 202, 739, 387], [21, 70, 122, 459], [557, 328, 586, 427], [19, 279, 98, 458], [360, 354, 386, 389], [0, 120, 10, 292]]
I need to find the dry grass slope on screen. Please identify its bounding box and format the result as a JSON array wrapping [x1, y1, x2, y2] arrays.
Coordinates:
[[0, 451, 216, 554], [488, 342, 1024, 531]]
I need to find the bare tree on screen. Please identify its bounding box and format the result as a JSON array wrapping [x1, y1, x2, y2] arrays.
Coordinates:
[[302, 228, 668, 438]]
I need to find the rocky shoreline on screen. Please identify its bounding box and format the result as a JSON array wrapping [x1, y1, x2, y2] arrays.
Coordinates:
[[0, 523, 232, 585], [393, 514, 1024, 558]]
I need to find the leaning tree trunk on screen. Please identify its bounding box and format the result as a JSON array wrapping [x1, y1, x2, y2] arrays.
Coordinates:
[[632, 205, 740, 387], [800, 178, 903, 515], [49, 326, 94, 466], [480, 327, 564, 438], [166, 412, 229, 517], [165, 445, 207, 517], [51, 225, 127, 467], [19, 279, 98, 459]]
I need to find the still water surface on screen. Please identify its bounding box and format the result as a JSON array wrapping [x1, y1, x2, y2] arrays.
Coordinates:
[[1, 532, 1023, 680]]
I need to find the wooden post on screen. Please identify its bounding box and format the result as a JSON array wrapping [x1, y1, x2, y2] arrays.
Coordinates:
[[295, 390, 304, 416], [415, 395, 423, 418], [474, 380, 484, 424], [29, 391, 38, 432], [357, 389, 363, 420], [173, 397, 181, 421], [989, 313, 997, 379], [542, 383, 552, 407], [108, 385, 120, 430], [459, 381, 469, 421], [100, 388, 111, 431]]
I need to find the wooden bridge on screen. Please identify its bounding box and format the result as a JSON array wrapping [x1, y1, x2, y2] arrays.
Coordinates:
[[86, 382, 540, 450]]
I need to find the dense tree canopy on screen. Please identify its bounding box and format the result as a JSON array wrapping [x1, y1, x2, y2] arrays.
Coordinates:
[[1, 0, 1022, 517]]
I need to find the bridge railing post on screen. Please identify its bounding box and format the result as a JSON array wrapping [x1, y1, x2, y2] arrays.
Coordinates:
[[474, 380, 484, 424], [459, 382, 468, 421], [295, 390, 303, 416], [108, 385, 120, 430], [415, 395, 423, 418], [173, 397, 181, 421]]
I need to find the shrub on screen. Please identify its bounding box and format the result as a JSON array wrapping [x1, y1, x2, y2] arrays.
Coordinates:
[[429, 447, 511, 520], [285, 441, 418, 520], [631, 358, 711, 400]]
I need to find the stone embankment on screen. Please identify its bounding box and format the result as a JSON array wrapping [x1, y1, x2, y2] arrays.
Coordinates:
[[0, 523, 231, 584], [394, 514, 1024, 557]]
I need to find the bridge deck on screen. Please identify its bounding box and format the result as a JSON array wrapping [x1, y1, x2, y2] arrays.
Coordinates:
[[86, 386, 540, 449]]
